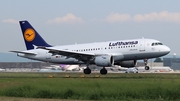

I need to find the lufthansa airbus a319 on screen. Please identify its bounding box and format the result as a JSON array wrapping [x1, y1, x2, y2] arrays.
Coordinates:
[[10, 20, 170, 75]]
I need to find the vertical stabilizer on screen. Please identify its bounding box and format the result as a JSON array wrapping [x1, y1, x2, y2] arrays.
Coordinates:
[[19, 20, 51, 50]]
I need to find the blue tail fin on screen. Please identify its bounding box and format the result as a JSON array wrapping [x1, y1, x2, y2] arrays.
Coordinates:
[[19, 20, 52, 50]]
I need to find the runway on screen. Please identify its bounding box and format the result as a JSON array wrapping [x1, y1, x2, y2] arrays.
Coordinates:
[[0, 67, 178, 73]]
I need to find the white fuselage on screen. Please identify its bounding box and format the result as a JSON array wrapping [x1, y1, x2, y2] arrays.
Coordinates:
[[17, 38, 170, 65]]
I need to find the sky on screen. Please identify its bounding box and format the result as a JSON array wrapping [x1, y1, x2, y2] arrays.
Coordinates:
[[0, 0, 180, 56]]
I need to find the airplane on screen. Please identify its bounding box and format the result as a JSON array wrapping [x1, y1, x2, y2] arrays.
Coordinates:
[[0, 68, 5, 72], [59, 64, 80, 71], [43, 65, 62, 70], [44, 64, 80, 71], [125, 68, 138, 73], [10, 20, 170, 75]]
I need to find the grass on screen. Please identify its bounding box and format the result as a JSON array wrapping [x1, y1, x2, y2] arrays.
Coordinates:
[[0, 73, 180, 101]]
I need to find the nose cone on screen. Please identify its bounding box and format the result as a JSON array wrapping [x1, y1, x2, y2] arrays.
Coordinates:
[[163, 46, 171, 55]]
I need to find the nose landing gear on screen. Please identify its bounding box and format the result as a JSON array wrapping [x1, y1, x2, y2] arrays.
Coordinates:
[[144, 59, 150, 70]]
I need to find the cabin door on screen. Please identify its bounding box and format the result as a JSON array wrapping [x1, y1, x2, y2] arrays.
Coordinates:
[[139, 40, 145, 52]]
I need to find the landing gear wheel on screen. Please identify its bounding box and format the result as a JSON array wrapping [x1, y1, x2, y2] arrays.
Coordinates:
[[84, 68, 91, 74], [145, 66, 150, 70], [100, 67, 107, 75]]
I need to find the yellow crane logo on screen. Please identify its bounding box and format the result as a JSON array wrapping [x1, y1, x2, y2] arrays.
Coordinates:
[[24, 28, 35, 42]]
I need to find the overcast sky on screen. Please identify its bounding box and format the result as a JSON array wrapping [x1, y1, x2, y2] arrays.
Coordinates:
[[0, 0, 180, 56]]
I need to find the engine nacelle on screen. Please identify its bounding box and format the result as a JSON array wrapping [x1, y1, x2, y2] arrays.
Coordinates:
[[94, 55, 114, 67], [115, 60, 137, 67]]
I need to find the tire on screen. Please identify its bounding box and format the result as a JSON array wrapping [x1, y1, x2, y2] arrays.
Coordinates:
[[84, 68, 91, 74], [100, 69, 107, 75], [145, 66, 150, 70]]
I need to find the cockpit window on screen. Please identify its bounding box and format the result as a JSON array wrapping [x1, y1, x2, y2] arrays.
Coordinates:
[[158, 43, 163, 45], [151, 42, 163, 46], [152, 43, 154, 46]]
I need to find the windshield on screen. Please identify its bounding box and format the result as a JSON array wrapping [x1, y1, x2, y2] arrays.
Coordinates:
[[151, 42, 163, 46]]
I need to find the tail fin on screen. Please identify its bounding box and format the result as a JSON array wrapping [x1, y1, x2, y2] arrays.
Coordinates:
[[19, 20, 52, 50]]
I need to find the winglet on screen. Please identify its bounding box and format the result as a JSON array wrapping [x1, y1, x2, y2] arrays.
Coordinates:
[[19, 20, 52, 50]]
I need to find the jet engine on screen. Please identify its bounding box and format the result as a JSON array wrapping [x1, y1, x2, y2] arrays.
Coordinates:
[[94, 55, 114, 67], [115, 60, 137, 67]]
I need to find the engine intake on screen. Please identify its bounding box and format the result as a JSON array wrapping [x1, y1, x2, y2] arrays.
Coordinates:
[[94, 55, 114, 67]]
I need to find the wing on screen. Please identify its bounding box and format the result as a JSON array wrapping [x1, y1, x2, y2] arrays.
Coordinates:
[[38, 46, 100, 62], [9, 50, 37, 55]]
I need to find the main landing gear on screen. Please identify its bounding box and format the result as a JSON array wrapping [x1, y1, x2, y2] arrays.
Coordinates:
[[83, 66, 108, 75], [83, 67, 91, 74], [144, 59, 150, 70], [83, 63, 91, 74], [100, 67, 107, 75]]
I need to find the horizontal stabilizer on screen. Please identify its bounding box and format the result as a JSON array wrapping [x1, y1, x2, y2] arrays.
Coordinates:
[[9, 50, 37, 55]]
